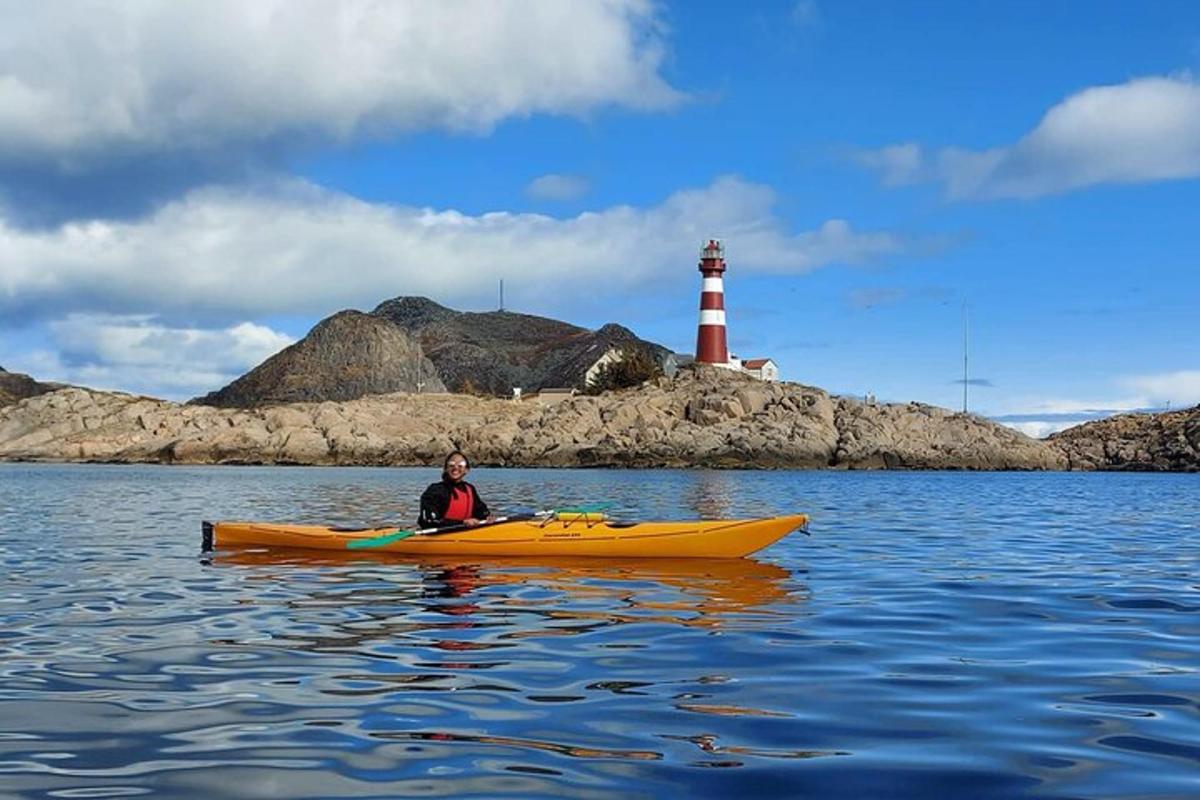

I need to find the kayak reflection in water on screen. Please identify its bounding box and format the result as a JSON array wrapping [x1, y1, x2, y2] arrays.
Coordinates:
[[418, 450, 495, 529]]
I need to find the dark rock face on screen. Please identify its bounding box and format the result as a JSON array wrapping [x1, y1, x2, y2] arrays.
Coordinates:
[[190, 310, 445, 408], [371, 296, 461, 329], [1049, 406, 1200, 471], [0, 367, 61, 407], [371, 297, 670, 396], [198, 296, 677, 407]]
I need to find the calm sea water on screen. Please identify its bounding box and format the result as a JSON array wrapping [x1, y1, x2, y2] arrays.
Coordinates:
[[0, 464, 1197, 799]]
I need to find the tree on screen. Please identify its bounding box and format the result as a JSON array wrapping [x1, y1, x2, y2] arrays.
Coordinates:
[[586, 345, 663, 394]]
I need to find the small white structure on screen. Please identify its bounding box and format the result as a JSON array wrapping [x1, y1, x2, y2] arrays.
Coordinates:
[[512, 387, 522, 402], [741, 358, 779, 382]]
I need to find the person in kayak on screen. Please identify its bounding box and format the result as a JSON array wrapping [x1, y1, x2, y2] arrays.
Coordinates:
[[418, 450, 494, 528]]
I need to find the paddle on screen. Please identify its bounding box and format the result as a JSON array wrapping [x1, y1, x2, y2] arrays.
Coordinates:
[[345, 518, 509, 550], [345, 504, 612, 550]]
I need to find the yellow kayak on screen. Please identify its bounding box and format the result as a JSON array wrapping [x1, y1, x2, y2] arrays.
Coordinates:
[[202, 512, 808, 559]]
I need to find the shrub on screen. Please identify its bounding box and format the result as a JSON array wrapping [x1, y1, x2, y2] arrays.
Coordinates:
[[586, 346, 663, 394]]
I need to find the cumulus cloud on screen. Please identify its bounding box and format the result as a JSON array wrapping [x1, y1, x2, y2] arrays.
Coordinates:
[[0, 175, 908, 324], [994, 407, 1139, 438], [525, 173, 591, 201], [991, 368, 1200, 438], [858, 75, 1200, 199], [1001, 420, 1082, 439], [0, 0, 680, 165], [1122, 369, 1200, 408], [7, 314, 293, 399]]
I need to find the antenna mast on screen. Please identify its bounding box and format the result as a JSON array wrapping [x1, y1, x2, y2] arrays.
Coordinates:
[[962, 303, 969, 414], [499, 279, 505, 312]]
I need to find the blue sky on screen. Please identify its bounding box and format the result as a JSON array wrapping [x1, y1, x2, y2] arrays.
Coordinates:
[[1, 1, 1198, 435]]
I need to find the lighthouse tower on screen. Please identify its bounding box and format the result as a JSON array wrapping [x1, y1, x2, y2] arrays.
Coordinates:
[[695, 239, 732, 366]]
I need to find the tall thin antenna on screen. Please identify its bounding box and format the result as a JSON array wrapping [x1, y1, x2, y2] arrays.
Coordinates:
[[962, 303, 969, 414], [499, 279, 505, 312]]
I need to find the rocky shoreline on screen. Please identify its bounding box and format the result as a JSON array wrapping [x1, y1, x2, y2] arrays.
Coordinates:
[[1, 367, 1069, 470], [1049, 405, 1200, 471]]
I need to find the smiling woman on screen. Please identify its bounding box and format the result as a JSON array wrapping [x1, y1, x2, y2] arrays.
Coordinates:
[[417, 450, 494, 529]]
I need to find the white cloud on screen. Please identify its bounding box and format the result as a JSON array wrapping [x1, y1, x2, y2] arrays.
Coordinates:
[[0, 175, 908, 322], [854, 143, 923, 187], [1002, 420, 1079, 439], [525, 173, 590, 201], [990, 368, 1200, 438], [0, 0, 680, 165], [859, 75, 1200, 199], [8, 314, 293, 399], [1006, 398, 1148, 416], [1122, 369, 1200, 408]]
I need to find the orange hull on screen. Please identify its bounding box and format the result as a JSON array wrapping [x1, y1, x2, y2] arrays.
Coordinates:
[[206, 514, 808, 559]]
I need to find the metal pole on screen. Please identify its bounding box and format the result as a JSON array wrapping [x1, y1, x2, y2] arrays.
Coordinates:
[[962, 303, 969, 414]]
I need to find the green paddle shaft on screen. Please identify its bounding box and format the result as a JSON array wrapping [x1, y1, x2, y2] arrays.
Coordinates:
[[345, 505, 612, 551]]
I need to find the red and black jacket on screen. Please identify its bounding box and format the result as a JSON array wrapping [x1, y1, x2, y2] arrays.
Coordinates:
[[418, 477, 490, 528]]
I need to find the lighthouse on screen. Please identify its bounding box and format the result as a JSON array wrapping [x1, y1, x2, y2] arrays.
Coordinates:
[[694, 239, 732, 366]]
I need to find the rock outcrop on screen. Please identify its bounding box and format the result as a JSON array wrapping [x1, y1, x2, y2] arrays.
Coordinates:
[[0, 366, 1066, 469], [372, 296, 675, 395], [0, 367, 63, 407], [190, 311, 445, 407], [194, 296, 673, 407], [1048, 405, 1200, 471]]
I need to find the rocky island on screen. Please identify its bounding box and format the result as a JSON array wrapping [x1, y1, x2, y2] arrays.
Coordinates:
[[0, 365, 1066, 469], [2, 296, 1196, 471]]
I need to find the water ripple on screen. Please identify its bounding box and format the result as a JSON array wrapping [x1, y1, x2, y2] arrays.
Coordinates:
[[2, 465, 1198, 798]]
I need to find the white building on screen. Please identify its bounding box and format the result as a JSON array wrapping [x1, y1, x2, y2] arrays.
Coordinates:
[[741, 358, 779, 382]]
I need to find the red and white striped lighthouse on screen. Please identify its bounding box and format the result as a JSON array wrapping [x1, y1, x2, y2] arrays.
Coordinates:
[[695, 239, 730, 365]]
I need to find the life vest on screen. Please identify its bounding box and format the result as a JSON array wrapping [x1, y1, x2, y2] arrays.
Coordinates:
[[444, 483, 475, 521]]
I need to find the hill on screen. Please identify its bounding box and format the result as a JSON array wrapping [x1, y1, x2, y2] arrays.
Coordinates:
[[190, 311, 445, 408], [0, 367, 63, 407], [193, 296, 673, 407]]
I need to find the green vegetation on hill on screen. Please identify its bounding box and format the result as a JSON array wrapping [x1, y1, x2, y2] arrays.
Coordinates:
[[586, 345, 664, 394]]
